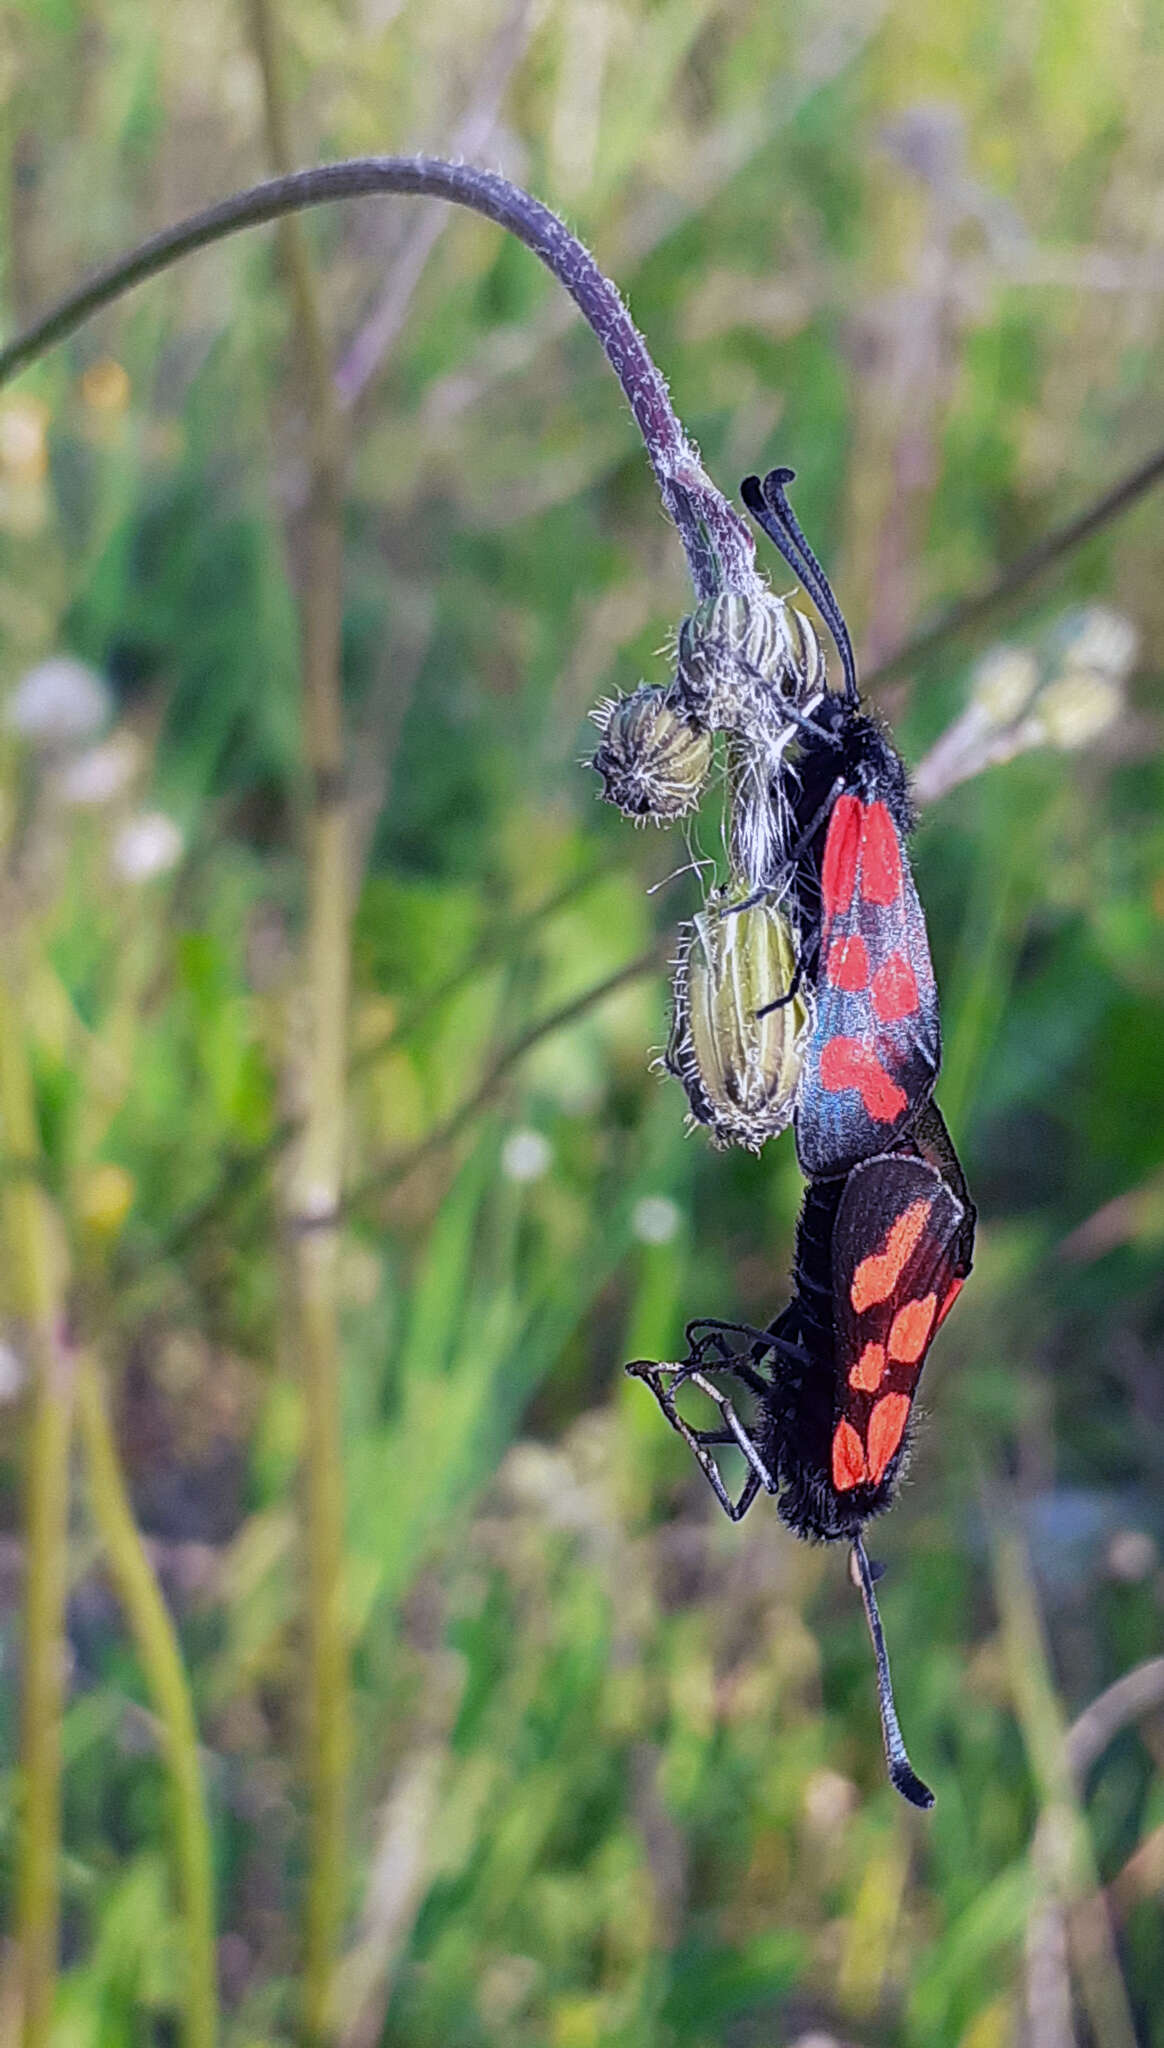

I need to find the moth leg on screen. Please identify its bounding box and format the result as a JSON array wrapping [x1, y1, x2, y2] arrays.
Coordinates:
[[755, 947, 807, 1019], [688, 1335, 772, 1407], [624, 1360, 770, 1519], [685, 1370, 779, 1499], [686, 1315, 777, 1358], [685, 1319, 795, 1402]]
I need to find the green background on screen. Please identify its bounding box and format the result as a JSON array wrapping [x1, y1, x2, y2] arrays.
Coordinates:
[[1, 0, 1163, 2041]]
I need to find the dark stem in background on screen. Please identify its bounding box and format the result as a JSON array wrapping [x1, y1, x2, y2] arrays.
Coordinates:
[[865, 439, 1164, 686], [244, 11, 354, 2037], [0, 156, 758, 603]]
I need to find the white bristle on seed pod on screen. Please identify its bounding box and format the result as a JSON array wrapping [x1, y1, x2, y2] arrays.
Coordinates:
[[590, 684, 713, 821], [666, 888, 810, 1152], [727, 738, 799, 895], [671, 589, 825, 741]]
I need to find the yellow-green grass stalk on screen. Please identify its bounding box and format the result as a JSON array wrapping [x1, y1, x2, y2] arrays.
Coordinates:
[[75, 1354, 218, 2048], [247, 0, 353, 2033], [0, 970, 73, 2048]]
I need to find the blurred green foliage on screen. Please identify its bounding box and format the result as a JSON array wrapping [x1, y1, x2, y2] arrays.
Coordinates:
[[1, 0, 1163, 2042]]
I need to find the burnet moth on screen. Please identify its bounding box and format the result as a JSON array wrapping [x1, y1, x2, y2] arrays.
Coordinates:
[[627, 1100, 976, 1808], [739, 467, 941, 1182]]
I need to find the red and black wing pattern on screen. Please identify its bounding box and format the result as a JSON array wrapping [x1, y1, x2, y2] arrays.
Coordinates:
[[795, 792, 940, 1180], [826, 1123, 973, 1514]]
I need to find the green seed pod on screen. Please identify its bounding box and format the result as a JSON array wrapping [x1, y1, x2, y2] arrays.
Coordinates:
[[666, 890, 809, 1151], [672, 590, 825, 738], [590, 685, 713, 820]]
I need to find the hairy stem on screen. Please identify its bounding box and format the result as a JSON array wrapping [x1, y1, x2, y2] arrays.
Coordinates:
[[75, 1356, 217, 2048], [0, 155, 755, 600], [246, 8, 352, 2037], [0, 969, 73, 2048]]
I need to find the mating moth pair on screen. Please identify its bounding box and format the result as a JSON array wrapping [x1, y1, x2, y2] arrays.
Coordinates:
[[593, 468, 975, 1807]]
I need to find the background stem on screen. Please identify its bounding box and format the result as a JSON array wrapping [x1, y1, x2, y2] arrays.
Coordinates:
[[0, 970, 72, 2048], [246, 5, 352, 2037], [990, 1510, 1139, 2048], [75, 1356, 217, 2048]]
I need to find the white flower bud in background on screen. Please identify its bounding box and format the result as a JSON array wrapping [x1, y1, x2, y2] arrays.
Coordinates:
[[631, 1194, 682, 1244], [501, 1127, 552, 1183], [969, 645, 1040, 725], [57, 731, 142, 806], [1031, 670, 1124, 750], [1106, 1528, 1157, 1583], [0, 1340, 26, 1404], [111, 811, 184, 883], [1029, 605, 1137, 751], [914, 603, 1137, 804], [1048, 603, 1138, 681], [5, 656, 111, 744]]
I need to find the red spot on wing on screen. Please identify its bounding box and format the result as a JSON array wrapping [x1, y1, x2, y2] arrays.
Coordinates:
[[821, 795, 862, 918], [867, 1392, 911, 1482], [818, 1038, 909, 1124], [860, 803, 903, 906], [887, 1294, 937, 1366], [827, 934, 870, 991], [850, 1199, 932, 1312], [849, 1341, 887, 1392], [832, 1419, 867, 1491], [871, 953, 919, 1023], [935, 1276, 964, 1329]]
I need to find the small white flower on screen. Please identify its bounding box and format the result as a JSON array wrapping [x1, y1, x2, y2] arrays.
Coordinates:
[[501, 1128, 552, 1183], [0, 1342, 25, 1402], [5, 657, 110, 743], [57, 731, 141, 806], [1106, 1529, 1157, 1583], [112, 811, 184, 883], [632, 1194, 682, 1244]]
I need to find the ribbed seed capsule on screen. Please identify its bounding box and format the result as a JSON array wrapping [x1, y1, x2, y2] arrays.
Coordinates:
[[590, 685, 713, 820], [672, 590, 825, 739], [666, 891, 809, 1151]]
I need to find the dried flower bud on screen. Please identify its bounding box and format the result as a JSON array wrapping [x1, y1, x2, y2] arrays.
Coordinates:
[[666, 891, 808, 1150], [590, 685, 712, 820], [671, 590, 824, 738]]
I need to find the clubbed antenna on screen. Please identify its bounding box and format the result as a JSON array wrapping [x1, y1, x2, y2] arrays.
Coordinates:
[[851, 1536, 934, 1810], [740, 468, 860, 707]]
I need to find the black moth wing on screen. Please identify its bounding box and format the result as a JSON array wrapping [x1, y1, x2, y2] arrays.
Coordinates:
[[828, 1112, 974, 1517]]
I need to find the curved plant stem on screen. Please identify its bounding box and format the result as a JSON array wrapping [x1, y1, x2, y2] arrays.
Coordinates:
[[0, 971, 73, 2048], [245, 6, 353, 2037], [75, 1356, 217, 2048], [0, 155, 756, 601]]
